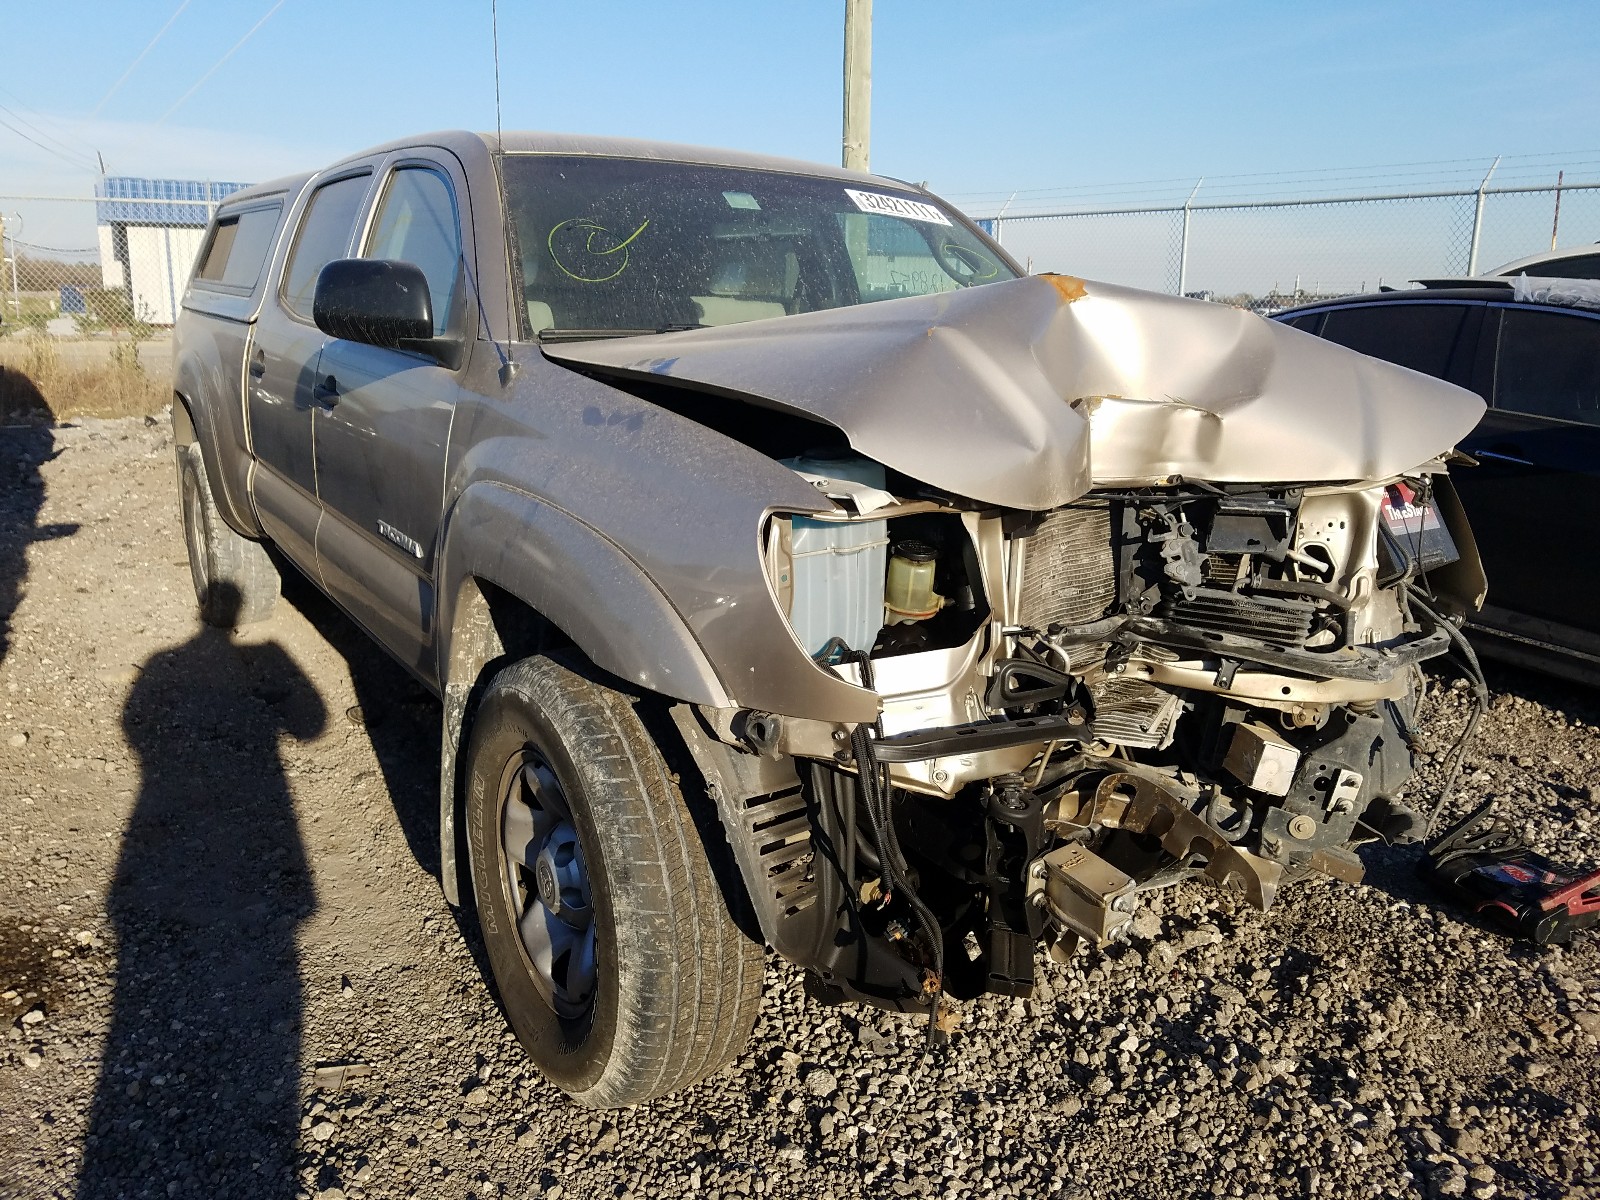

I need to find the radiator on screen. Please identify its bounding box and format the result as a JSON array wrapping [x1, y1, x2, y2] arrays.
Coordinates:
[[1017, 507, 1117, 630]]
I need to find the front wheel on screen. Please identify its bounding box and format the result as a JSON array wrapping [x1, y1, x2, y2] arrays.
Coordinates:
[[463, 654, 763, 1107]]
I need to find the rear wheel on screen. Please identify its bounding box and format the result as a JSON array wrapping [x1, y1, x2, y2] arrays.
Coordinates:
[[463, 653, 763, 1107], [177, 442, 278, 627]]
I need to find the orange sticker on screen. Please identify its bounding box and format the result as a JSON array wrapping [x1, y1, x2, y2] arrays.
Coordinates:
[[1040, 274, 1087, 302]]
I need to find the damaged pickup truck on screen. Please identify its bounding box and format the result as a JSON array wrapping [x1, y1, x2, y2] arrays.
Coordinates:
[[172, 131, 1488, 1107]]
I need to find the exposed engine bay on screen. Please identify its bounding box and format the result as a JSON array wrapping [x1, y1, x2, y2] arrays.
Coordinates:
[[549, 271, 1491, 1025], [678, 455, 1486, 1019]]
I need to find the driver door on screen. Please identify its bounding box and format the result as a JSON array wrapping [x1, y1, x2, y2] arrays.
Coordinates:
[[312, 155, 468, 679]]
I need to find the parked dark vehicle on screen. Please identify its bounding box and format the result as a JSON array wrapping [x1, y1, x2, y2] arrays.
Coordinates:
[[1276, 283, 1600, 681], [1489, 244, 1600, 280], [173, 131, 1486, 1107], [1413, 245, 1600, 288]]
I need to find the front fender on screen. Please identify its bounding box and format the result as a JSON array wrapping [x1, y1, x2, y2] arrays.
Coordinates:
[[449, 352, 882, 727], [432, 481, 737, 905], [435, 480, 731, 708]]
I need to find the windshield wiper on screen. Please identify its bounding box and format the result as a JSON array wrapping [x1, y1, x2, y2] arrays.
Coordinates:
[[536, 323, 705, 343]]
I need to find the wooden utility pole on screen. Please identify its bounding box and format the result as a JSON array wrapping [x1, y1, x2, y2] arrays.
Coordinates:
[[843, 0, 871, 171]]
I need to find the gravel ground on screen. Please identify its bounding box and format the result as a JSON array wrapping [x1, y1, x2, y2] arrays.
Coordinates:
[[1, 415, 1597, 1200]]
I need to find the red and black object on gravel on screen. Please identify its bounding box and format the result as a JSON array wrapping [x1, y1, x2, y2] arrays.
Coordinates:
[[1420, 798, 1600, 945]]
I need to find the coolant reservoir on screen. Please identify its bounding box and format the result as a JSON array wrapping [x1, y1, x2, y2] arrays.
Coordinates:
[[779, 453, 889, 658], [884, 541, 944, 624]]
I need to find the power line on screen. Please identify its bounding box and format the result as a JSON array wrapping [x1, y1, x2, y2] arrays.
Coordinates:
[[10, 240, 98, 256], [0, 86, 101, 157], [0, 112, 98, 173], [955, 170, 1591, 208], [157, 0, 287, 125], [91, 0, 192, 118], [987, 166, 1600, 214], [987, 162, 1600, 212], [0, 102, 98, 171], [947, 148, 1600, 198]]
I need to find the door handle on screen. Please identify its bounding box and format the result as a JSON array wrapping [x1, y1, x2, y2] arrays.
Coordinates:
[[248, 351, 266, 379], [312, 375, 340, 407], [1474, 444, 1533, 467]]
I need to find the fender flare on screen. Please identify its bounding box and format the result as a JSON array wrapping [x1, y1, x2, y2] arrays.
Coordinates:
[[432, 480, 733, 903]]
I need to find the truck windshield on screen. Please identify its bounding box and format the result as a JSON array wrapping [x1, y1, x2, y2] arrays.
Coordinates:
[[500, 154, 1015, 339]]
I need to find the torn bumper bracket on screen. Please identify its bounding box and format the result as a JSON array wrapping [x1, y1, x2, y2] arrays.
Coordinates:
[[1026, 771, 1286, 952], [1084, 771, 1285, 908]]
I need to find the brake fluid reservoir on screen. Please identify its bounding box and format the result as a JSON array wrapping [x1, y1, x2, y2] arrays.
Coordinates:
[[884, 541, 944, 624], [779, 453, 889, 658]]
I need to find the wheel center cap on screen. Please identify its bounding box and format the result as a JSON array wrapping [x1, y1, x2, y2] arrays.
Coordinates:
[[534, 847, 562, 914]]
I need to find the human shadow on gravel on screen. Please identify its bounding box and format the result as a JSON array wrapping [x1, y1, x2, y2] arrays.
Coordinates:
[[79, 587, 325, 1200], [0, 419, 78, 669]]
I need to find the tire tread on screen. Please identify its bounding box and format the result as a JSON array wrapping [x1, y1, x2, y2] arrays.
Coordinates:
[[178, 443, 278, 627], [481, 654, 763, 1107]]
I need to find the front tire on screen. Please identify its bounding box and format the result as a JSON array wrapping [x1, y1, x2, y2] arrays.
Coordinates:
[[463, 654, 763, 1107], [176, 442, 278, 627]]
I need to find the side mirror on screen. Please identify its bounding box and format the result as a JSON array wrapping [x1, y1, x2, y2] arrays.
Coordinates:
[[313, 258, 433, 347]]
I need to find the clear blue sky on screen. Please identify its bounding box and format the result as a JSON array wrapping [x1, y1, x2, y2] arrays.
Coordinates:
[[4, 1, 1600, 294], [4, 0, 1598, 204]]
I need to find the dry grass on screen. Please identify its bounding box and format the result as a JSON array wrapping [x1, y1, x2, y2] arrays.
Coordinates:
[[0, 334, 169, 423]]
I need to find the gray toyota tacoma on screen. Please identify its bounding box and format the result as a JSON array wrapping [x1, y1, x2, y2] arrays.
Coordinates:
[[172, 130, 1488, 1107]]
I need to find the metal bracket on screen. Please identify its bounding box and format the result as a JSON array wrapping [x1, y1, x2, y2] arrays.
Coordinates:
[[872, 710, 1088, 763], [1025, 842, 1137, 946], [1084, 771, 1284, 910]]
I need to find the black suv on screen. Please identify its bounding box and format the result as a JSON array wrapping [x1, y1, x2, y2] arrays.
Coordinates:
[[1276, 285, 1600, 681]]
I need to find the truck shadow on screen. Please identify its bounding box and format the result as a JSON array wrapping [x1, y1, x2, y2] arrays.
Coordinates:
[[276, 563, 443, 878], [79, 585, 324, 1200], [273, 564, 498, 984]]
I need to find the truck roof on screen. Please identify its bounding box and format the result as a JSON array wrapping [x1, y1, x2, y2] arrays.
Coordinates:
[[319, 129, 914, 189], [215, 133, 923, 218], [214, 171, 313, 209]]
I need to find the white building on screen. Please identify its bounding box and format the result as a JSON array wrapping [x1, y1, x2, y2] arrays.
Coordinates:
[[95, 177, 250, 325]]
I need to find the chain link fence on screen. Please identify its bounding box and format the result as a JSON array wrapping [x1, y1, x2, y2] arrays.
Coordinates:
[[5, 172, 1600, 419], [0, 182, 247, 420], [987, 182, 1600, 308]]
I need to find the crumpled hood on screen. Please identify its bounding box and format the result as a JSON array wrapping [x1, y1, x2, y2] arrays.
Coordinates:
[[542, 274, 1485, 510]]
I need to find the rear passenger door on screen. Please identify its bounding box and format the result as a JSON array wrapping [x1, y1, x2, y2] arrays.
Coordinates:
[[181, 197, 287, 529], [312, 155, 468, 677], [248, 166, 377, 570], [1458, 304, 1600, 634]]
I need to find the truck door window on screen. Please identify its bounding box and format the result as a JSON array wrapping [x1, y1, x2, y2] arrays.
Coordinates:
[[363, 167, 461, 337], [1317, 303, 1467, 379], [1493, 307, 1600, 425], [195, 203, 281, 290], [280, 172, 371, 321]]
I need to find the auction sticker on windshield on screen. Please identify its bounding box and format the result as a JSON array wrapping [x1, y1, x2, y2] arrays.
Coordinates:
[[844, 189, 951, 226]]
